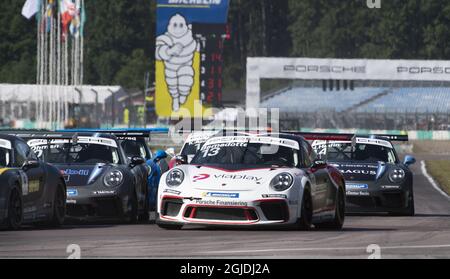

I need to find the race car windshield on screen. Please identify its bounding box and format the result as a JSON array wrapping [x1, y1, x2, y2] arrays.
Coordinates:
[[181, 142, 204, 156], [191, 142, 298, 168], [315, 143, 397, 163], [32, 143, 121, 165], [0, 148, 11, 167]]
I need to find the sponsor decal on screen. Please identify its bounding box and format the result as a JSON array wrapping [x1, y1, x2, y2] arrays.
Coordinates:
[[202, 192, 240, 199], [67, 189, 78, 197], [381, 185, 401, 190], [204, 136, 300, 150], [341, 169, 377, 175], [193, 173, 263, 182], [346, 191, 370, 196], [64, 169, 90, 176], [66, 200, 77, 204], [28, 137, 118, 148], [214, 174, 262, 182], [346, 183, 369, 190], [92, 190, 116, 195], [163, 189, 182, 195], [63, 175, 70, 182], [28, 180, 40, 193], [193, 174, 210, 182], [193, 200, 248, 207], [262, 194, 288, 199]]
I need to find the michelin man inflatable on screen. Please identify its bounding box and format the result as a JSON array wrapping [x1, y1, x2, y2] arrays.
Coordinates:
[[156, 14, 199, 112]]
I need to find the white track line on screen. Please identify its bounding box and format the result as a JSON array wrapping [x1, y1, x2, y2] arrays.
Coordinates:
[[421, 160, 450, 201], [203, 244, 450, 254]]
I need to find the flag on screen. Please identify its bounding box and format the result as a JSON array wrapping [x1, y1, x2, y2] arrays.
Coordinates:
[[69, 0, 81, 37], [60, 0, 77, 35], [45, 0, 56, 32], [22, 0, 40, 19], [80, 0, 86, 37]]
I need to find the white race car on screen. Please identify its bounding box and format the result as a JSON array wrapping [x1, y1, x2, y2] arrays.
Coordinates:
[[157, 132, 346, 230]]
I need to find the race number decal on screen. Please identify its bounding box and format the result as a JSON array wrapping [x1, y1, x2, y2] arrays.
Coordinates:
[[201, 147, 221, 158]]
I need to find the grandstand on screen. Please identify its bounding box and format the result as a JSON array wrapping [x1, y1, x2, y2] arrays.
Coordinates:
[[258, 84, 450, 131], [261, 87, 387, 113], [261, 86, 450, 114], [356, 88, 450, 113]]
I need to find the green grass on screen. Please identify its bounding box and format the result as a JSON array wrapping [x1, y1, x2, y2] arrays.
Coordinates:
[[426, 160, 450, 195]]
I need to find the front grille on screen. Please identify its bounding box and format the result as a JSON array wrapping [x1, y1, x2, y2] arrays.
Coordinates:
[[67, 204, 91, 217], [346, 196, 376, 207], [184, 207, 258, 221], [383, 193, 403, 208], [67, 198, 121, 217], [95, 198, 121, 216], [260, 201, 289, 221], [161, 198, 183, 217]]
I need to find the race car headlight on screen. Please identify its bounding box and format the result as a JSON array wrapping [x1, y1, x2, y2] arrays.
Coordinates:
[[104, 170, 124, 188], [388, 168, 405, 183], [270, 173, 294, 192], [166, 169, 184, 187]]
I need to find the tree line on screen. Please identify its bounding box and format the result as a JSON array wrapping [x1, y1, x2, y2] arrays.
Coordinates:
[[2, 0, 450, 93]]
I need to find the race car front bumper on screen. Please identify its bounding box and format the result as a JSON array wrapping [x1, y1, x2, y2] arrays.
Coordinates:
[[65, 185, 131, 219], [345, 181, 412, 213], [158, 194, 297, 227]]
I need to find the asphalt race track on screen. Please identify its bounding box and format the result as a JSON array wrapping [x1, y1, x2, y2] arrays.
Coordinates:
[[1, 155, 449, 259]]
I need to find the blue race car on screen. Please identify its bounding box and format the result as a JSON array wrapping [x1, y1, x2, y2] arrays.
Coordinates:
[[59, 129, 169, 211]]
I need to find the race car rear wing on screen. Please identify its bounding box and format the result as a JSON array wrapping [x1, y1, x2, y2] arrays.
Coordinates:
[[4, 131, 116, 140], [57, 128, 169, 139], [284, 131, 409, 142]]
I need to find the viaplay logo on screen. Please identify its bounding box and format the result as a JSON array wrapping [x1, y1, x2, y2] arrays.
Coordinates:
[[193, 174, 211, 182]]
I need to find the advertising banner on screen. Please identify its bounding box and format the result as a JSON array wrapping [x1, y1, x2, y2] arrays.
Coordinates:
[[155, 0, 230, 118], [247, 57, 450, 109]]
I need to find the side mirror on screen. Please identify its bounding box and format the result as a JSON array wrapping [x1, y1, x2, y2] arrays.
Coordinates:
[[175, 155, 188, 165], [312, 159, 327, 169], [154, 150, 168, 162], [403, 155, 416, 167], [130, 156, 145, 167], [22, 160, 40, 170]]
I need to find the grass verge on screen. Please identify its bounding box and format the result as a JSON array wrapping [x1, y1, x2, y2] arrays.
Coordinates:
[[425, 160, 450, 195]]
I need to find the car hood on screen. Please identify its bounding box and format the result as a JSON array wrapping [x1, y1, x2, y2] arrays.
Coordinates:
[[183, 166, 283, 191], [53, 164, 112, 187], [328, 161, 389, 182]]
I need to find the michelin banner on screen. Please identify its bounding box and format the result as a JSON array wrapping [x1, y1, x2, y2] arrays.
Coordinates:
[[155, 0, 230, 118]]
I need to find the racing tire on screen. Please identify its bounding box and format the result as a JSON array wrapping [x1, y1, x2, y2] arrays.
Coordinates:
[[6, 187, 23, 230], [295, 189, 313, 231], [49, 184, 66, 227], [124, 192, 138, 224], [315, 186, 345, 230], [138, 194, 150, 223], [156, 213, 183, 230]]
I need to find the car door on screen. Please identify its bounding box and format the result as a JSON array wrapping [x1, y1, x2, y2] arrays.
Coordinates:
[[15, 141, 46, 214], [301, 140, 329, 213]]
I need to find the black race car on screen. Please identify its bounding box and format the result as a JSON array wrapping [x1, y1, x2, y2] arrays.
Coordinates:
[[0, 135, 66, 230], [305, 133, 416, 216], [13, 132, 150, 223]]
